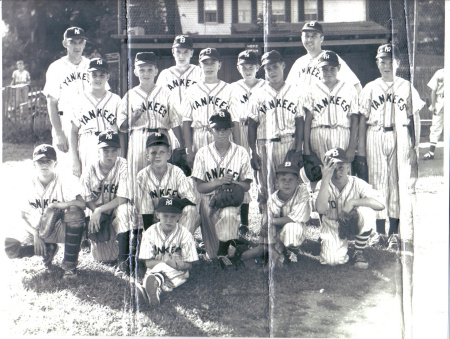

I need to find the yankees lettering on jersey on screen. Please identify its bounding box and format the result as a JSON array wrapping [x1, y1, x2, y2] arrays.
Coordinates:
[[312, 96, 350, 113], [167, 79, 197, 91], [149, 188, 178, 198], [139, 100, 168, 117], [298, 65, 321, 81], [190, 95, 229, 111], [204, 168, 239, 182], [153, 244, 181, 255], [370, 93, 407, 111], [78, 108, 116, 126], [258, 98, 298, 115], [29, 198, 58, 209], [62, 71, 88, 87]]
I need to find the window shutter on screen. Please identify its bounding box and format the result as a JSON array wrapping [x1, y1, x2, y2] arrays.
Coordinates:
[[218, 0, 224, 23], [318, 0, 323, 21], [298, 0, 304, 22], [285, 0, 291, 23], [251, 0, 257, 23], [232, 0, 238, 23], [198, 0, 204, 23]]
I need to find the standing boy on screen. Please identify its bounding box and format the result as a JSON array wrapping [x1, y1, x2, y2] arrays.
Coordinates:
[[11, 60, 31, 107]]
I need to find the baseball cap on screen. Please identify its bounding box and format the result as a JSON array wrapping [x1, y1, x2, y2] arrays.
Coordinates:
[[146, 132, 170, 148], [135, 52, 157, 66], [301, 21, 323, 34], [98, 130, 121, 148], [209, 109, 233, 129], [173, 35, 194, 49], [237, 50, 259, 65], [261, 50, 283, 66], [33, 144, 57, 161], [64, 27, 87, 40], [156, 196, 184, 214], [276, 162, 300, 176], [88, 58, 109, 73], [376, 44, 400, 59], [324, 148, 349, 163], [318, 51, 340, 68], [199, 48, 220, 62]]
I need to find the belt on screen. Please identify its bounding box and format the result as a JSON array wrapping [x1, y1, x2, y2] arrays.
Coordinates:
[[132, 127, 168, 134], [257, 134, 295, 143], [383, 127, 394, 132], [437, 93, 444, 98], [240, 119, 248, 126], [58, 111, 63, 116]]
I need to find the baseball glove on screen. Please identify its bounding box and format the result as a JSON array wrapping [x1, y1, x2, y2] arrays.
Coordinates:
[[169, 148, 191, 177], [284, 149, 304, 169], [86, 213, 112, 243], [338, 209, 360, 240], [352, 155, 369, 182], [209, 183, 245, 209], [39, 207, 64, 239], [303, 153, 323, 182]]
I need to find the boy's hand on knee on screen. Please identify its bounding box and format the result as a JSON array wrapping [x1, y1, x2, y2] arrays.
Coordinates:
[[33, 234, 46, 256], [89, 209, 102, 233], [72, 158, 82, 177]]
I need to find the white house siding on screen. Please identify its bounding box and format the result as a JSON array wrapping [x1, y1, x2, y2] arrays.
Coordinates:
[[323, 0, 366, 22]]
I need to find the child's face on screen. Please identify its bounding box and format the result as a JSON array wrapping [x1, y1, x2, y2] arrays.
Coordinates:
[[211, 127, 232, 143], [237, 64, 259, 81], [331, 162, 349, 182], [17, 62, 24, 71], [147, 145, 171, 168], [134, 64, 158, 85], [320, 65, 340, 85], [34, 159, 56, 176], [276, 172, 299, 196], [63, 38, 86, 57], [264, 62, 285, 84], [89, 70, 110, 90], [377, 57, 399, 80], [98, 147, 119, 166], [200, 59, 221, 79], [173, 48, 194, 67], [301, 31, 323, 54], [157, 212, 181, 231]]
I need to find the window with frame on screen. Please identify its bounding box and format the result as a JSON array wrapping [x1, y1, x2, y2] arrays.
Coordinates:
[[272, 0, 285, 22], [238, 0, 252, 23], [205, 0, 218, 23], [305, 0, 318, 21]]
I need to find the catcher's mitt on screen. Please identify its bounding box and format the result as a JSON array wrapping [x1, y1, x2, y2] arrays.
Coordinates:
[[209, 183, 245, 209], [39, 207, 64, 238], [352, 155, 369, 183], [87, 213, 112, 243], [284, 149, 304, 169], [169, 148, 192, 177], [303, 153, 323, 182], [338, 209, 360, 240]]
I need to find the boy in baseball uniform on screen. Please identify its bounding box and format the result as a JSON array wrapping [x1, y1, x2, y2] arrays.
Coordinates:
[[358, 44, 424, 247], [137, 196, 198, 307], [69, 58, 122, 177], [303, 51, 359, 164], [241, 162, 311, 269], [314, 148, 384, 268], [423, 68, 444, 160], [81, 131, 134, 273], [191, 110, 253, 267], [135, 132, 199, 233], [286, 21, 361, 93], [4, 145, 86, 279], [156, 35, 202, 149]]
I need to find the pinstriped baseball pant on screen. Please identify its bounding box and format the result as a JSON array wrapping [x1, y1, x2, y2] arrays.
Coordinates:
[[310, 126, 350, 164]]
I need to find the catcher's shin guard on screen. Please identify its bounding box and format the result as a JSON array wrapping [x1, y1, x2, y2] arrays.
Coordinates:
[[62, 206, 85, 270]]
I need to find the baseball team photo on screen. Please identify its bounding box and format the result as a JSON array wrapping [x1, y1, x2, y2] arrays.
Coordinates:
[[1, 0, 447, 337]]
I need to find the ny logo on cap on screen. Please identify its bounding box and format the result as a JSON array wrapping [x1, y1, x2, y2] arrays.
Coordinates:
[[106, 132, 113, 139], [41, 145, 47, 152], [244, 51, 250, 58], [74, 28, 81, 34], [218, 111, 225, 117], [308, 21, 317, 26], [166, 199, 173, 205], [205, 48, 212, 54], [179, 36, 186, 43], [384, 46, 391, 52], [155, 132, 161, 137], [285, 162, 291, 167], [323, 53, 330, 59]]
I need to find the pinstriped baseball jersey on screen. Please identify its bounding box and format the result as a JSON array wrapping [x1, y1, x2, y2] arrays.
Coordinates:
[[303, 80, 358, 128], [139, 223, 199, 263], [286, 52, 360, 88], [269, 184, 311, 224], [135, 163, 197, 215], [117, 85, 180, 133], [359, 77, 425, 127], [229, 79, 266, 121], [181, 80, 237, 128], [191, 142, 253, 192], [248, 82, 304, 139]]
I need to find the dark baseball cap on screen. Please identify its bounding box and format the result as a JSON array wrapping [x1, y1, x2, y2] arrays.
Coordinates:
[[88, 58, 109, 73], [209, 109, 233, 129], [376, 44, 400, 59], [156, 196, 184, 214], [261, 50, 283, 66], [276, 162, 300, 176], [318, 51, 340, 68], [135, 52, 157, 66], [98, 130, 120, 148], [237, 50, 259, 65], [146, 132, 170, 148], [199, 48, 220, 62], [33, 144, 57, 161], [173, 35, 194, 49], [64, 27, 87, 40], [301, 21, 323, 34], [324, 148, 349, 163]]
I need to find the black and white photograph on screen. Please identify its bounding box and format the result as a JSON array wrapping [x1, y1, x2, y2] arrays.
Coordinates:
[[1, 0, 448, 337]]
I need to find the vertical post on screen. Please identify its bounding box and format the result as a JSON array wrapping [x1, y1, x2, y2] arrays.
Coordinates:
[[118, 0, 123, 35], [412, 0, 418, 86]]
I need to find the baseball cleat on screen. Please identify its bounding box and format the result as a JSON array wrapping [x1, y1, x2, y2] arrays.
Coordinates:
[[218, 255, 233, 269], [114, 260, 131, 278], [43, 244, 59, 268], [353, 250, 369, 269], [423, 151, 434, 160], [143, 275, 161, 306], [368, 232, 388, 247], [135, 282, 149, 304], [387, 234, 399, 251], [63, 268, 78, 279]]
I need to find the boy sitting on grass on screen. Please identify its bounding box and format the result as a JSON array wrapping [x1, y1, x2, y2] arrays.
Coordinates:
[[240, 162, 311, 269], [137, 196, 199, 306]]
